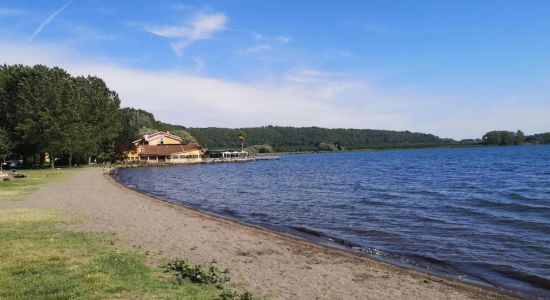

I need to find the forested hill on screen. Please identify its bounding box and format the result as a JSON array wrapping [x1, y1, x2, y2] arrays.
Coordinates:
[[187, 127, 448, 152]]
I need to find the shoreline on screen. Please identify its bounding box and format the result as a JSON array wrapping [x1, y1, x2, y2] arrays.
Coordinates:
[[110, 169, 496, 292], [4, 168, 520, 299], [108, 168, 521, 299]]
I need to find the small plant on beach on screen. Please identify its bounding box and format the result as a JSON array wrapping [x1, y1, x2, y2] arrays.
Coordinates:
[[164, 258, 264, 299], [164, 258, 230, 286], [217, 289, 258, 300]]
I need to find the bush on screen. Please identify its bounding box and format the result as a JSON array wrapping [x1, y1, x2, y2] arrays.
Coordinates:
[[244, 144, 273, 155], [218, 289, 257, 300], [164, 259, 230, 286], [164, 258, 263, 299]]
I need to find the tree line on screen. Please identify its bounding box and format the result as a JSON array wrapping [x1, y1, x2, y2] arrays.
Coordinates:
[[0, 64, 195, 168], [481, 130, 550, 146], [186, 126, 448, 152]]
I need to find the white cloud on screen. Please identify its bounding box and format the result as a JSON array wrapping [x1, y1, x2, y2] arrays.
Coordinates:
[[145, 12, 226, 56], [28, 0, 73, 41]]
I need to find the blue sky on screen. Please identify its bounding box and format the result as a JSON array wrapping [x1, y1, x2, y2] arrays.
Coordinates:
[[1, 0, 549, 139]]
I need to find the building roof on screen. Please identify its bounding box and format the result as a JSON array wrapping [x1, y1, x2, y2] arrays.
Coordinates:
[[133, 131, 183, 144], [139, 144, 201, 156]]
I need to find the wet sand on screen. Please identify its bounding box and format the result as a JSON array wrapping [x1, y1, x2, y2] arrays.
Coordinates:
[[0, 168, 519, 299]]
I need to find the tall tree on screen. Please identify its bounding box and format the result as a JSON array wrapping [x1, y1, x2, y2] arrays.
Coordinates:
[[0, 128, 13, 170], [238, 131, 247, 151], [515, 130, 525, 145]]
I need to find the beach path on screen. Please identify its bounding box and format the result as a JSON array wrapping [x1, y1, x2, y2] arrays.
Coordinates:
[[0, 168, 516, 300]]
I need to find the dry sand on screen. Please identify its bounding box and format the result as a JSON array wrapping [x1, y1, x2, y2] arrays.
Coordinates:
[[0, 168, 519, 300]]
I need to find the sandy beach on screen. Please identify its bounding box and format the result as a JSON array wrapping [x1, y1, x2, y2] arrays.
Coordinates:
[[0, 168, 518, 300]]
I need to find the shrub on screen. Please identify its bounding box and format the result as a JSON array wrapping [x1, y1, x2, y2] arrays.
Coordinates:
[[164, 259, 230, 286], [218, 289, 257, 300], [244, 144, 274, 155]]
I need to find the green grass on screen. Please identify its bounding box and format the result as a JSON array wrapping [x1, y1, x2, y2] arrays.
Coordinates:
[[0, 208, 222, 299], [0, 168, 81, 201]]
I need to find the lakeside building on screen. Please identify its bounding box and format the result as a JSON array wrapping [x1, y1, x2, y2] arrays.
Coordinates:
[[207, 150, 252, 163], [122, 131, 204, 164]]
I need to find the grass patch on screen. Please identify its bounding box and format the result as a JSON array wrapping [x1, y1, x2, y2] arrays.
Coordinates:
[[0, 168, 80, 201], [0, 208, 223, 299]]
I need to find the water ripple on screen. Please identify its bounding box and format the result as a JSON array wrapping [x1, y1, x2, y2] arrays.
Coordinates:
[[115, 145, 550, 298]]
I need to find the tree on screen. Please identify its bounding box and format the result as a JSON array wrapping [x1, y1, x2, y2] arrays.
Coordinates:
[[238, 131, 247, 151], [0, 65, 123, 167], [515, 130, 525, 145], [482, 131, 518, 146], [0, 128, 13, 170], [170, 129, 197, 144]]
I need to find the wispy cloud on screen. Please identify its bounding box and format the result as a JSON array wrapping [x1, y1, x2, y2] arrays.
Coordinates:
[[240, 34, 291, 56], [0, 6, 25, 17], [28, 0, 73, 42], [145, 12, 227, 56], [241, 44, 272, 53], [253, 33, 291, 44], [275, 36, 291, 44], [284, 67, 349, 84], [169, 3, 194, 11], [193, 57, 205, 72], [60, 22, 117, 41]]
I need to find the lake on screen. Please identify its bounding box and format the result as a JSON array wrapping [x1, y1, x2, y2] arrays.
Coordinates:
[[114, 145, 550, 298]]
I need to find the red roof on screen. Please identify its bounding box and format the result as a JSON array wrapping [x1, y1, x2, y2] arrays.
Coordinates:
[[139, 144, 201, 156]]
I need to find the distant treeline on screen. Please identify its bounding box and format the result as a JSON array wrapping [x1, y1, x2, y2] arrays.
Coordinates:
[[187, 126, 448, 152], [482, 130, 550, 146]]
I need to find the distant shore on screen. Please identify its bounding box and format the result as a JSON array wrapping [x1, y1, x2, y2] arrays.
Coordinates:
[[2, 168, 519, 299]]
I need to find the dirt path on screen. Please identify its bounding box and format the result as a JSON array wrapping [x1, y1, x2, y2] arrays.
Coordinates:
[[0, 168, 518, 300]]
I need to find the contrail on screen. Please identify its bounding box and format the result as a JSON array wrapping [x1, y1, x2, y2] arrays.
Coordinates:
[[28, 0, 73, 41]]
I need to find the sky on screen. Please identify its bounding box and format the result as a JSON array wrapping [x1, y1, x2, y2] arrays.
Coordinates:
[[0, 0, 549, 139]]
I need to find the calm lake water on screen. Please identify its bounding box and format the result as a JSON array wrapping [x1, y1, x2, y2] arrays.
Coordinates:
[[114, 145, 550, 298]]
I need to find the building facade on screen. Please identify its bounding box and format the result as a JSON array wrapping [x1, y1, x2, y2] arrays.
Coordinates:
[[122, 131, 204, 164]]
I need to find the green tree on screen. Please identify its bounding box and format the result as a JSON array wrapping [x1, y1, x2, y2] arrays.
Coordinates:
[[515, 130, 525, 145], [13, 66, 76, 168], [1, 65, 122, 167], [482, 130, 523, 146], [0, 128, 13, 170], [238, 131, 247, 151], [170, 129, 197, 144]]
